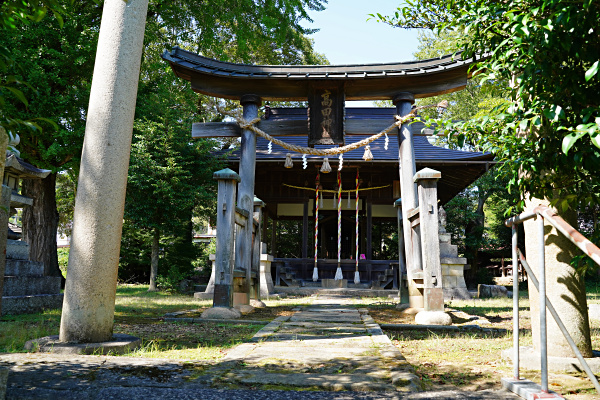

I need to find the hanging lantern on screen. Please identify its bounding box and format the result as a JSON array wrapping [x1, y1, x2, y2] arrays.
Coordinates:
[[320, 157, 332, 173], [284, 153, 293, 168], [362, 145, 373, 161]]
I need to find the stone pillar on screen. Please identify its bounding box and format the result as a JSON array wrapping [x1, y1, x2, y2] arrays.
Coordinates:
[[414, 168, 443, 312], [234, 94, 261, 305], [212, 169, 240, 308], [394, 93, 422, 309], [524, 198, 592, 358], [59, 0, 149, 343]]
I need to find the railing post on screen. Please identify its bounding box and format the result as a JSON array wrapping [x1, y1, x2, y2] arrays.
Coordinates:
[[538, 214, 548, 393], [512, 224, 519, 380], [213, 168, 240, 308]]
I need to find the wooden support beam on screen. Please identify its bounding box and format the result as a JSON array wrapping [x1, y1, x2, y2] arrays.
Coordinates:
[[192, 119, 434, 138]]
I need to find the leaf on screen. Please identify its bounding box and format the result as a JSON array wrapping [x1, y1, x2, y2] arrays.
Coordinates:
[[562, 132, 585, 154], [585, 60, 599, 81], [3, 86, 29, 107]]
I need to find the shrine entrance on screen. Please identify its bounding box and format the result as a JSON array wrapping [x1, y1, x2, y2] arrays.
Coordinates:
[[163, 47, 493, 314]]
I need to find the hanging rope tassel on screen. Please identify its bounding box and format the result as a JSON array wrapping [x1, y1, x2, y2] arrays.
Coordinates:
[[347, 190, 350, 208], [313, 172, 320, 282], [335, 265, 343, 280], [335, 170, 343, 280], [320, 157, 331, 173], [362, 145, 373, 161], [284, 153, 293, 168], [354, 169, 360, 284]]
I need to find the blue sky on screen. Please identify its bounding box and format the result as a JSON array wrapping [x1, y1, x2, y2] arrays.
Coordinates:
[[304, 0, 421, 65]]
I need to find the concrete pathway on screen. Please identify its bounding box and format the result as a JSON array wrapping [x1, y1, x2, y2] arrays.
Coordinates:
[[0, 295, 522, 399]]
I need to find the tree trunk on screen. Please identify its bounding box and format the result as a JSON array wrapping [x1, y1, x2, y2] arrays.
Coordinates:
[[148, 227, 159, 291], [22, 173, 64, 285], [524, 197, 592, 358]]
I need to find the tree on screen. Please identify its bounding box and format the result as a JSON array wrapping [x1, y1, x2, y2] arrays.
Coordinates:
[[0, 0, 327, 282], [376, 0, 599, 358]]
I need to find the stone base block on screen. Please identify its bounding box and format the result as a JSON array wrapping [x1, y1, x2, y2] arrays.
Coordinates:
[[24, 334, 141, 355], [321, 279, 347, 289], [6, 239, 29, 260], [478, 284, 509, 298], [3, 276, 62, 296], [415, 310, 452, 326], [201, 307, 241, 320], [1, 293, 63, 316], [502, 378, 565, 399], [193, 292, 213, 300], [443, 287, 472, 300], [4, 259, 44, 276]]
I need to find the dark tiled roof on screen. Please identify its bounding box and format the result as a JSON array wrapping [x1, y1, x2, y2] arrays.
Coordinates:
[[163, 48, 484, 101]]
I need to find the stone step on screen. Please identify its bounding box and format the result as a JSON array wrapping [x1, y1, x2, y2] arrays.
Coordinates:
[[4, 259, 45, 276], [1, 293, 63, 315], [3, 276, 62, 296]]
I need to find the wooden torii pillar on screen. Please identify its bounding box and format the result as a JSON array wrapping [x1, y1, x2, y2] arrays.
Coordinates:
[[233, 95, 261, 306], [394, 93, 424, 309]]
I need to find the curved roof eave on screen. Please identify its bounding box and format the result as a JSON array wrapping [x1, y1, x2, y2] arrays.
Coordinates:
[[162, 47, 483, 101]]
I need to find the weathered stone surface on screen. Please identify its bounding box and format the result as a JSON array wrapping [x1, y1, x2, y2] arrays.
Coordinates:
[[477, 284, 508, 299], [6, 239, 29, 260], [250, 299, 266, 308], [222, 296, 421, 392], [524, 198, 592, 358], [415, 310, 452, 326], [24, 334, 141, 355], [201, 307, 241, 320], [59, 0, 150, 343], [235, 305, 255, 315], [1, 293, 63, 316], [322, 278, 347, 288]]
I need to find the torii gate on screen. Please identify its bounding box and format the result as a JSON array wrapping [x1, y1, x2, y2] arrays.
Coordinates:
[[162, 47, 480, 317]]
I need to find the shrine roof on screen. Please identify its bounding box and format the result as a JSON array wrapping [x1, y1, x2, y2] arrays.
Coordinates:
[[162, 47, 483, 101], [224, 108, 493, 163], [5, 154, 51, 179]]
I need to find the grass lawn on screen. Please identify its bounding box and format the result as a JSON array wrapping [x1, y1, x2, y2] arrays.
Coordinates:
[[0, 284, 309, 361], [368, 284, 600, 399]]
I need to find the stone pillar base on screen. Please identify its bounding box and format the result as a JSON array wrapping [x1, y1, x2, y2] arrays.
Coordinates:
[[201, 307, 241, 320], [415, 310, 452, 326], [322, 279, 347, 288]]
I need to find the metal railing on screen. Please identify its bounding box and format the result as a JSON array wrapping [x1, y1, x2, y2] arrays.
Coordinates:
[[505, 205, 600, 394]]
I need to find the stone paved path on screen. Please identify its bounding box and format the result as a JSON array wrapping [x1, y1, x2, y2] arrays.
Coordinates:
[[221, 296, 421, 392]]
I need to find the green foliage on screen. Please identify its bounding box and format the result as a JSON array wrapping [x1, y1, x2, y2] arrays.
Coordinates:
[[56, 171, 77, 237], [377, 0, 600, 211], [57, 247, 69, 278]]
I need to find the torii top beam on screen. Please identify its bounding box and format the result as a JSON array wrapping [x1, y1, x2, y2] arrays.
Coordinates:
[[162, 47, 481, 101]]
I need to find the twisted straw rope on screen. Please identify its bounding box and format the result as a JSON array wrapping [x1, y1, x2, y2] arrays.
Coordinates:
[[216, 103, 419, 156]]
